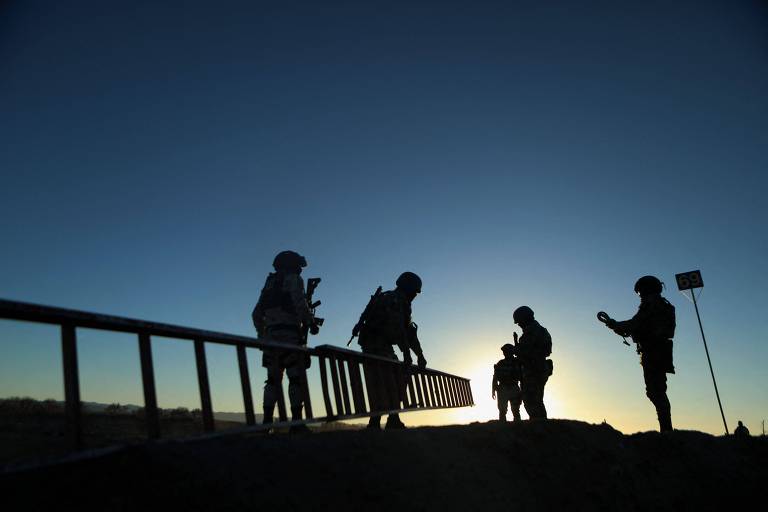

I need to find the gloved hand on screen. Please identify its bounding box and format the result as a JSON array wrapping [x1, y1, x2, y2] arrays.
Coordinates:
[[310, 322, 320, 335], [417, 354, 427, 369], [403, 352, 413, 366]]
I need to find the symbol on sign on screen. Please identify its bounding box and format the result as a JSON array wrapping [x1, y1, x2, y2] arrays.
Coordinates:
[[676, 270, 703, 291]]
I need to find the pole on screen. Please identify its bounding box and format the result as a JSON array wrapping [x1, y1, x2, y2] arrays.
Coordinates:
[[690, 289, 729, 435]]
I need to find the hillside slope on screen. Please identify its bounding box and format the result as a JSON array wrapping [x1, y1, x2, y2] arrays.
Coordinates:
[[2, 420, 765, 511]]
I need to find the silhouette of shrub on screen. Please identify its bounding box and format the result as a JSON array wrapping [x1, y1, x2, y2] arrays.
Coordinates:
[[166, 407, 192, 420], [105, 403, 124, 415], [0, 397, 62, 415]]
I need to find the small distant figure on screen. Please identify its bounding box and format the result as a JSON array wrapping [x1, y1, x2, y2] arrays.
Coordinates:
[[599, 276, 676, 432], [492, 343, 522, 422], [734, 420, 750, 438], [352, 272, 427, 430], [513, 306, 553, 420], [252, 250, 321, 432]]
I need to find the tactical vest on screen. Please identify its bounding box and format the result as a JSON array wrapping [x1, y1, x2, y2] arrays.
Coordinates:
[[636, 298, 676, 343], [260, 273, 297, 315]]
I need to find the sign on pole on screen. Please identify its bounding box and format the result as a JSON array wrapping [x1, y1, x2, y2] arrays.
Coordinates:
[[676, 269, 729, 435], [675, 270, 704, 291]]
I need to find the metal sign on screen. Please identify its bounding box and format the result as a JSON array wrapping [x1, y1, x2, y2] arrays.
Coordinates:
[[675, 270, 704, 290]]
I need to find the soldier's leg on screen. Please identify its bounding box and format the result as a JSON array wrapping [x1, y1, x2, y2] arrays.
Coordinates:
[[497, 387, 509, 422], [262, 352, 282, 424], [361, 346, 383, 429], [522, 375, 543, 419], [511, 385, 523, 422], [643, 364, 671, 431], [262, 328, 301, 423], [381, 346, 406, 430], [537, 375, 549, 420], [523, 375, 547, 420], [286, 366, 306, 420], [521, 377, 536, 419], [384, 359, 406, 429]]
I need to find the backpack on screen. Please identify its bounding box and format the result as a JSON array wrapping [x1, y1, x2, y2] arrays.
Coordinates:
[[540, 326, 552, 358]]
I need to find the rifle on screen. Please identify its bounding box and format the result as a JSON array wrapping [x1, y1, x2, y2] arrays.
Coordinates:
[[347, 285, 383, 346], [596, 311, 631, 347], [302, 278, 324, 345]]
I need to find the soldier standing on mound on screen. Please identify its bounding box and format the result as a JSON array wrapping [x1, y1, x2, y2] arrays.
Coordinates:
[[601, 276, 676, 432], [492, 343, 522, 422], [252, 250, 319, 433], [513, 306, 553, 420], [351, 272, 427, 430]]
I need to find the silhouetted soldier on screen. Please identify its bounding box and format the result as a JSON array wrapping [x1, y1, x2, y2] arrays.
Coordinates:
[[603, 276, 676, 432], [492, 343, 522, 422], [513, 306, 552, 420], [252, 250, 318, 432], [734, 421, 750, 438], [352, 272, 427, 430]]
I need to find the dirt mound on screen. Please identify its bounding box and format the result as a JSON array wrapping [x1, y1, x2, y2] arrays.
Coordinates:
[[2, 420, 765, 511]]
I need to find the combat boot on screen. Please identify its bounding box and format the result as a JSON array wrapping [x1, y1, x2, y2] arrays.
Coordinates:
[[289, 424, 312, 434], [385, 414, 406, 430], [260, 407, 275, 434], [367, 416, 382, 430], [289, 406, 312, 434], [262, 407, 274, 426]]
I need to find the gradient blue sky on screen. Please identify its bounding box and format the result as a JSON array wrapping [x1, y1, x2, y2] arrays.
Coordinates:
[[1, 0, 766, 434]]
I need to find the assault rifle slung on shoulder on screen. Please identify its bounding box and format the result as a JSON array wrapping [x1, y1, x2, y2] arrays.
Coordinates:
[[347, 285, 383, 346]]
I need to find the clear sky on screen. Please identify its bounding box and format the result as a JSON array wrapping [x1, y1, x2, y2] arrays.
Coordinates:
[[1, 0, 766, 435]]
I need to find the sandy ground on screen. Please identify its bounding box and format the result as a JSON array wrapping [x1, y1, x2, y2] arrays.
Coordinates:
[[1, 419, 765, 511]]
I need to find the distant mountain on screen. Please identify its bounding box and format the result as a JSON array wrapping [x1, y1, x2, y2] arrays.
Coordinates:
[[0, 397, 258, 422]]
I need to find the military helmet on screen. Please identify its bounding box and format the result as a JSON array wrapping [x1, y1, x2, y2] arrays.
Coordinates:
[[634, 275, 663, 295], [513, 306, 535, 324], [501, 343, 515, 354], [272, 250, 307, 271], [395, 271, 422, 294]]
